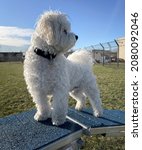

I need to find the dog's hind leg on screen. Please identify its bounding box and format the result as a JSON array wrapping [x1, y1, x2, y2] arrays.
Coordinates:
[[70, 89, 86, 111], [84, 77, 103, 117]]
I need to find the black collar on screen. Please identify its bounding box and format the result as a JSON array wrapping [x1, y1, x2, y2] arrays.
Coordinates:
[[34, 47, 56, 60]]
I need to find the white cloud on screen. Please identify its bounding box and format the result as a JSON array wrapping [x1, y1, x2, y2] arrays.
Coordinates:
[[0, 37, 30, 47], [0, 26, 34, 47]]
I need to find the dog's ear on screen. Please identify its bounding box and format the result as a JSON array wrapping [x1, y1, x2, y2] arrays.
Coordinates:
[[35, 16, 54, 45]]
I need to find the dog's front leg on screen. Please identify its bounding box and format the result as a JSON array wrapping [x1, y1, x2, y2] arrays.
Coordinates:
[[52, 88, 69, 126], [33, 92, 51, 121]]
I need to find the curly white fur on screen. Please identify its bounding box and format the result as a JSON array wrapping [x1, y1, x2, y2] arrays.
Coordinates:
[[24, 11, 103, 125]]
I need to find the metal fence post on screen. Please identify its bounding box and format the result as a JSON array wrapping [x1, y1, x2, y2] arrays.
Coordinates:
[[100, 43, 105, 66]]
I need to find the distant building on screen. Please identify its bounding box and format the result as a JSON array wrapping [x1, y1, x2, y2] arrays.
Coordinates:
[[117, 37, 125, 60], [0, 52, 23, 62], [92, 50, 117, 63]]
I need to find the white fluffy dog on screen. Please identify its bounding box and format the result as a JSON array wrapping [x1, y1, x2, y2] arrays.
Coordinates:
[[24, 11, 103, 125]]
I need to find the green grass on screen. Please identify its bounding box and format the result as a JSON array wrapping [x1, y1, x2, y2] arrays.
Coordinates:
[[0, 62, 34, 116], [0, 62, 125, 150]]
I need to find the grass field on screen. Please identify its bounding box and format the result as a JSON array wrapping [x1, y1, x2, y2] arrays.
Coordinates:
[[0, 62, 125, 150]]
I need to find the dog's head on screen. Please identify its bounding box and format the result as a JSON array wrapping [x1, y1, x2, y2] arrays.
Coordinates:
[[35, 11, 78, 53]]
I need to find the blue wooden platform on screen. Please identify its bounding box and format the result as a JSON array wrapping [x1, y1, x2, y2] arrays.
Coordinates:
[[0, 109, 82, 150], [67, 108, 125, 136], [0, 108, 125, 150]]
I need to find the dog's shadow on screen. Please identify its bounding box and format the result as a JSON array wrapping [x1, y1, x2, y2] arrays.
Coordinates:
[[39, 118, 81, 131]]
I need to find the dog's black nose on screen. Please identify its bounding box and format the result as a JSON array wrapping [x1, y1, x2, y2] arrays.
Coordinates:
[[75, 35, 78, 40]]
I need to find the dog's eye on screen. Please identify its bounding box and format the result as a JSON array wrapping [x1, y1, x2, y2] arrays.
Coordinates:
[[63, 29, 67, 34]]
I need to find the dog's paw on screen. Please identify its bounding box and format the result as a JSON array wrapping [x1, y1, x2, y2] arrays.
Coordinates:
[[75, 103, 83, 111], [34, 112, 49, 121], [52, 116, 66, 126], [75, 101, 86, 111], [94, 108, 103, 117], [52, 119, 66, 126]]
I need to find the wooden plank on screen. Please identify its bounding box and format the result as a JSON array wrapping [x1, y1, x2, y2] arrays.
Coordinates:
[[0, 109, 82, 150], [0, 107, 125, 150], [41, 130, 82, 150], [90, 126, 125, 135], [68, 108, 125, 127], [67, 108, 125, 136]]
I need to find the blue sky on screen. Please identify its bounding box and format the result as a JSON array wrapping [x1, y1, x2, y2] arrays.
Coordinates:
[[0, 0, 124, 52]]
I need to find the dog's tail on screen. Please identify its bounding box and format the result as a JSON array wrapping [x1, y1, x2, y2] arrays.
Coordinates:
[[67, 50, 93, 68]]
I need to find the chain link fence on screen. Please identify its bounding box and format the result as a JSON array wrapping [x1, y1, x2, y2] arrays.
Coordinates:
[[74, 38, 125, 67]]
